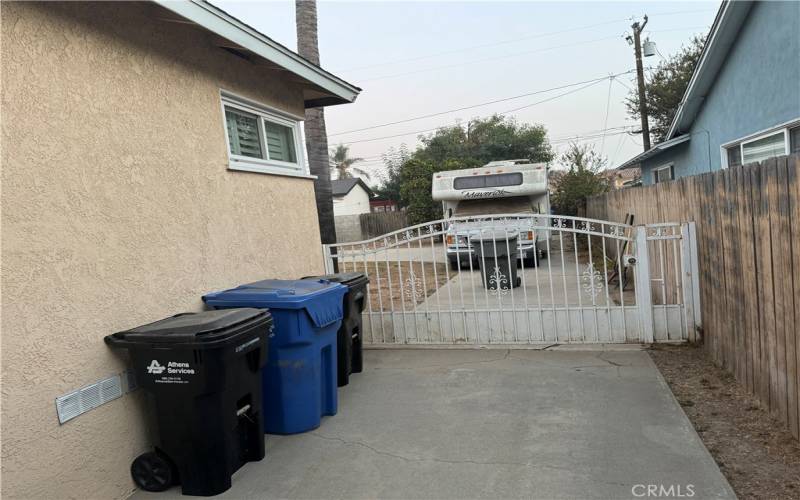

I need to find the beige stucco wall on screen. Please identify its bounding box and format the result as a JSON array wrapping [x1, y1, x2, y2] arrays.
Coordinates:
[[1, 3, 326, 498]]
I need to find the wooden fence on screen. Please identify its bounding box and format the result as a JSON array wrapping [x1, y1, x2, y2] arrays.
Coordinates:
[[359, 211, 408, 239], [587, 155, 799, 439]]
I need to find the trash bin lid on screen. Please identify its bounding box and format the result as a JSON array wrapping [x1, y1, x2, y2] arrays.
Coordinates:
[[470, 229, 519, 242], [301, 272, 369, 288], [203, 280, 347, 328], [107, 308, 270, 344]]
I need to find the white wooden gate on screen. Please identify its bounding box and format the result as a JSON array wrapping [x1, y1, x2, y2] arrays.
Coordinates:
[[323, 215, 701, 345]]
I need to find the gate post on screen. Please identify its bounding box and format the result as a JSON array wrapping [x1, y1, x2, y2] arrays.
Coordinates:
[[633, 226, 654, 343], [322, 244, 335, 274]]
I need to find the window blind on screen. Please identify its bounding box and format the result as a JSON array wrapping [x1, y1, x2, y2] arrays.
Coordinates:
[[742, 132, 785, 165], [225, 109, 263, 159], [264, 121, 297, 163]]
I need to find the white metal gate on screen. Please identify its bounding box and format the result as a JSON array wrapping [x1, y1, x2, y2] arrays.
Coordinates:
[[323, 215, 701, 345]]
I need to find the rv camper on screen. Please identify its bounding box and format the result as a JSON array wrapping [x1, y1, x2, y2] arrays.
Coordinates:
[[431, 159, 550, 270]]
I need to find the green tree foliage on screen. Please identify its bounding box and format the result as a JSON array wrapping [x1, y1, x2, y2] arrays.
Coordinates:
[[550, 143, 609, 216], [626, 35, 705, 144], [416, 115, 552, 165], [373, 144, 410, 203], [377, 115, 554, 224], [330, 144, 368, 180], [399, 159, 439, 224]]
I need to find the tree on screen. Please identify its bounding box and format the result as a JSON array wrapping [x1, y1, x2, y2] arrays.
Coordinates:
[[296, 0, 336, 245], [330, 144, 368, 180], [550, 143, 609, 216], [399, 158, 439, 225], [382, 115, 553, 224], [373, 144, 409, 203], [416, 115, 553, 166], [626, 35, 705, 144]]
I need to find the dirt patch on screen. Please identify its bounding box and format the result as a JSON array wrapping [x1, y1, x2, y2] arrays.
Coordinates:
[[357, 261, 452, 311], [649, 344, 800, 499]]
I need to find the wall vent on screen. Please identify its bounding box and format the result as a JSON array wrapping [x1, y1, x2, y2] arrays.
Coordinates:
[[55, 374, 123, 424]]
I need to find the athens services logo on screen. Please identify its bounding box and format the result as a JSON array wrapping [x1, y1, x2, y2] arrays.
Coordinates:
[[147, 360, 165, 375]]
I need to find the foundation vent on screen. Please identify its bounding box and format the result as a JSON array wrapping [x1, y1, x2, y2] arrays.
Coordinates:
[[56, 374, 123, 424]]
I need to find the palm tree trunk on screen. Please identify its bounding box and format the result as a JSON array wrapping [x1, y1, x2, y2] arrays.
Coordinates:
[[296, 0, 337, 248]]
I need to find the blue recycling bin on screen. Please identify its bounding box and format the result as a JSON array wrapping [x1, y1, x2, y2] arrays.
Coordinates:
[[203, 279, 347, 434]]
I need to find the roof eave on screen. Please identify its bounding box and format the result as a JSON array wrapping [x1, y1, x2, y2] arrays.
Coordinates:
[[618, 134, 691, 170], [153, 0, 361, 106]]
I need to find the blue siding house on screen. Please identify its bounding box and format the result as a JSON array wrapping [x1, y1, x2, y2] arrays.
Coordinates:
[[620, 0, 800, 184]]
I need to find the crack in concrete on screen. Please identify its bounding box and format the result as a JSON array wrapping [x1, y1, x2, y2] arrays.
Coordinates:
[[595, 351, 630, 367], [308, 432, 575, 473]]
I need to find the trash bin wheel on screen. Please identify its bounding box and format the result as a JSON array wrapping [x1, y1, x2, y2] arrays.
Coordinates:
[[131, 451, 175, 492]]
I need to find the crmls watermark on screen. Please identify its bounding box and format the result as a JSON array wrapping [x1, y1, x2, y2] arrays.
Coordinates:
[[631, 484, 695, 497]]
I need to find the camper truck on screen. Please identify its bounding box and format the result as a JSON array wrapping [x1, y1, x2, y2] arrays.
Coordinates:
[[431, 159, 550, 270]]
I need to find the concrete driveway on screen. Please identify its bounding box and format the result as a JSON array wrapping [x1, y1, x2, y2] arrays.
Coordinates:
[[137, 349, 734, 500]]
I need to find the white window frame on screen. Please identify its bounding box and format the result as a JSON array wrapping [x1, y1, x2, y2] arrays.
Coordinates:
[[720, 118, 800, 168], [220, 90, 310, 178], [652, 163, 674, 184]]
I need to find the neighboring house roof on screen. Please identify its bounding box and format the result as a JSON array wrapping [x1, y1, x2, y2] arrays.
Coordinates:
[[152, 0, 361, 108], [618, 134, 691, 169], [617, 0, 754, 169], [331, 178, 374, 198], [604, 166, 641, 182]]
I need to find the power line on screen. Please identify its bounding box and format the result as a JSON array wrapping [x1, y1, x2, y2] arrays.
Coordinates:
[[349, 125, 635, 167], [358, 34, 622, 82], [338, 18, 629, 73], [337, 8, 715, 74], [354, 25, 708, 83], [341, 78, 607, 145], [599, 75, 615, 154], [329, 70, 636, 137]]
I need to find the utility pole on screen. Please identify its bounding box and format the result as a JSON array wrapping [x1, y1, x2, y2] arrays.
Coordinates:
[[631, 15, 651, 151]]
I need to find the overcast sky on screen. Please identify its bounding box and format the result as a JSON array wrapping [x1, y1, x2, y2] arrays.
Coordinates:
[[214, 0, 718, 182]]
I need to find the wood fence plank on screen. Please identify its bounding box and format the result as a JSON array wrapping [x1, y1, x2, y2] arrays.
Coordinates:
[[737, 165, 757, 394], [731, 165, 745, 389], [764, 159, 786, 421], [785, 156, 800, 437], [771, 159, 790, 423]]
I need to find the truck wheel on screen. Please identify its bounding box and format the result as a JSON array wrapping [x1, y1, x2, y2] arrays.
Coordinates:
[[131, 451, 174, 492], [449, 258, 461, 271]]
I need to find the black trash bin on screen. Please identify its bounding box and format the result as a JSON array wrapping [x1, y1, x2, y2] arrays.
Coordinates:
[[105, 308, 272, 496], [473, 230, 521, 290], [302, 272, 368, 386]]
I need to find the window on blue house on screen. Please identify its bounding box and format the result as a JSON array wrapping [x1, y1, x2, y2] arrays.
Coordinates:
[[790, 126, 800, 155], [726, 146, 742, 168], [653, 164, 674, 184], [723, 121, 800, 168], [741, 132, 786, 164]]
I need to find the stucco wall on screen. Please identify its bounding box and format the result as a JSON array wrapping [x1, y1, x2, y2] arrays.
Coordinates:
[[332, 186, 371, 216], [641, 1, 800, 184], [1, 3, 325, 499]]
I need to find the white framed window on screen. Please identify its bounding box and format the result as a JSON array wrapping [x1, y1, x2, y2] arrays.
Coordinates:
[[220, 91, 308, 177], [653, 163, 674, 184], [721, 120, 800, 168]]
